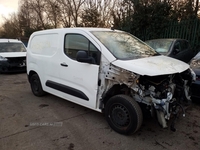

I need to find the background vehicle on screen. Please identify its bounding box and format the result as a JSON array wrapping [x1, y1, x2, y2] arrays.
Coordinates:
[[145, 38, 194, 63], [0, 39, 26, 73], [27, 28, 195, 135], [190, 51, 200, 100]]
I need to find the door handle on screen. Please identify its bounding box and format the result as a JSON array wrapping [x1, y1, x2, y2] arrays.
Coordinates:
[[60, 62, 68, 67]]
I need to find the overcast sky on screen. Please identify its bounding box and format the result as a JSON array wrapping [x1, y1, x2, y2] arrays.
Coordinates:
[[0, 0, 19, 24]]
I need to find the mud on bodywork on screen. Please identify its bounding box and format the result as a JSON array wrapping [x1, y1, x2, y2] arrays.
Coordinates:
[[100, 63, 195, 130]]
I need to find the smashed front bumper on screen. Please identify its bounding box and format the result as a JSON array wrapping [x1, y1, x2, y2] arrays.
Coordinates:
[[0, 57, 26, 73]]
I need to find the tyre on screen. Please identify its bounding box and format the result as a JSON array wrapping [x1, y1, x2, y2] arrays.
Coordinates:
[[30, 74, 46, 97], [105, 94, 143, 135]]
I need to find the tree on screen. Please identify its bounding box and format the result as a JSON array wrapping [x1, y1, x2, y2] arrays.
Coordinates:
[[0, 13, 22, 38], [116, 0, 171, 40], [112, 0, 134, 31], [169, 0, 199, 20], [1, 0, 200, 40], [44, 0, 61, 28], [81, 7, 100, 27], [28, 0, 47, 29], [58, 0, 86, 27], [96, 0, 118, 27]]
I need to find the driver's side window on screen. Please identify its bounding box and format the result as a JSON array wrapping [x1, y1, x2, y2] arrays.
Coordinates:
[[64, 34, 100, 65]]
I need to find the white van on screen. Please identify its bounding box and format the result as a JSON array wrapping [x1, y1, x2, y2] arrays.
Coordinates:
[[27, 28, 195, 135]]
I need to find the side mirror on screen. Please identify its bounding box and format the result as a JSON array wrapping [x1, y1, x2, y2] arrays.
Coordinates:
[[76, 51, 95, 64]]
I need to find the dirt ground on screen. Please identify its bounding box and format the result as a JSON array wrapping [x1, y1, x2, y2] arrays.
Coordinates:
[[0, 73, 200, 150]]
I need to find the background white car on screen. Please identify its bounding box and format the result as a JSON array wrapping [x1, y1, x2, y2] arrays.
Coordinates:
[[0, 39, 26, 73]]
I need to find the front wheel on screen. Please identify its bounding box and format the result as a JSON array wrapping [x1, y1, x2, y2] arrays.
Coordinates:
[[30, 74, 46, 97], [105, 95, 143, 135]]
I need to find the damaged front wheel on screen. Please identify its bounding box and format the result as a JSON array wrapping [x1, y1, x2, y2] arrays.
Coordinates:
[[105, 95, 143, 135]]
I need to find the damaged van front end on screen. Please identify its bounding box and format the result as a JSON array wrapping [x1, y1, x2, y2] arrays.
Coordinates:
[[92, 30, 195, 133], [100, 60, 195, 131]]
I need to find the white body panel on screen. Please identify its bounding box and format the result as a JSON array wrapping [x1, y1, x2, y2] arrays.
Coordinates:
[[112, 55, 189, 76]]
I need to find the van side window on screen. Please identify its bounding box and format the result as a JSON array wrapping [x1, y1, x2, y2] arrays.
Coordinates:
[[64, 34, 100, 65]]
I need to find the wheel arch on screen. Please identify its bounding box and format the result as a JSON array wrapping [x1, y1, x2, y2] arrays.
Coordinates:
[[28, 70, 38, 83], [102, 84, 130, 107], [29, 72, 46, 96]]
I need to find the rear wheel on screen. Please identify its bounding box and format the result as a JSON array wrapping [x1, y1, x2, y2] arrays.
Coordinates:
[[105, 94, 143, 135], [30, 74, 46, 96]]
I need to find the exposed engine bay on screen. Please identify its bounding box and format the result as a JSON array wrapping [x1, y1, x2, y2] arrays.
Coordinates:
[[100, 64, 196, 131], [135, 69, 194, 129]]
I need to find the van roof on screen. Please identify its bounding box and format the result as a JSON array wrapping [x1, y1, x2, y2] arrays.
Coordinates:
[[31, 27, 122, 34]]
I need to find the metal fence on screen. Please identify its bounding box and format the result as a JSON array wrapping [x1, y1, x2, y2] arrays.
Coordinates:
[[162, 19, 200, 52], [134, 19, 200, 54]]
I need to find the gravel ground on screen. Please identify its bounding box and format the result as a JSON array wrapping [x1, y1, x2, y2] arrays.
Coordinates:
[[0, 73, 200, 150]]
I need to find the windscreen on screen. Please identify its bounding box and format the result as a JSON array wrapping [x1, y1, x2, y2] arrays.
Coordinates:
[[0, 43, 26, 53], [91, 31, 158, 60]]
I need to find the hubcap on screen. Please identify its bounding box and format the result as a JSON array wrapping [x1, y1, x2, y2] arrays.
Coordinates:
[[111, 104, 130, 127]]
